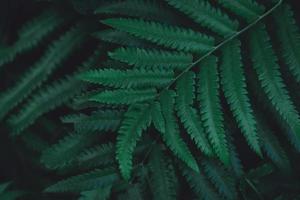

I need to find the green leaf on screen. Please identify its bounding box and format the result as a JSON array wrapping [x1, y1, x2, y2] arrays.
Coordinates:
[[116, 104, 152, 180], [101, 18, 214, 53], [197, 56, 230, 166], [175, 71, 213, 156], [159, 90, 199, 172], [220, 39, 262, 156]]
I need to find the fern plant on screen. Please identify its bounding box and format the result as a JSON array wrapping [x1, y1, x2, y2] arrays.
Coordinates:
[[1, 0, 300, 199]]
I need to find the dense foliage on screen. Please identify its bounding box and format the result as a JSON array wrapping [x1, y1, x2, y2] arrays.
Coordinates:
[[1, 0, 300, 199]]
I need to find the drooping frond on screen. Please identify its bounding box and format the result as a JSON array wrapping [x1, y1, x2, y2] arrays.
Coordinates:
[[95, 0, 175, 23], [180, 164, 222, 200], [116, 103, 152, 180], [202, 159, 237, 200], [175, 71, 213, 156], [0, 22, 88, 120], [0, 9, 66, 67], [159, 90, 199, 172], [79, 68, 174, 88], [108, 47, 193, 70], [216, 0, 265, 22], [45, 168, 119, 193], [148, 147, 177, 200], [41, 132, 94, 169], [79, 185, 112, 200], [150, 101, 165, 133], [166, 0, 238, 37], [249, 24, 300, 150], [90, 89, 156, 105], [197, 56, 230, 165], [101, 18, 214, 53], [273, 4, 300, 83], [220, 39, 261, 156], [62, 110, 122, 132], [8, 76, 85, 134]]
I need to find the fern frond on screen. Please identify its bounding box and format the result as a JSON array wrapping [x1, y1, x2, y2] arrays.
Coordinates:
[[95, 0, 175, 23], [216, 0, 265, 22], [197, 56, 230, 166], [101, 18, 214, 53], [274, 4, 300, 83], [0, 22, 88, 120], [150, 101, 165, 133], [159, 90, 199, 172], [181, 164, 222, 200], [249, 24, 300, 150], [0, 9, 65, 67], [79, 185, 112, 200], [62, 110, 122, 132], [166, 0, 238, 37], [94, 30, 152, 47], [220, 40, 261, 156], [117, 103, 152, 180], [45, 168, 119, 193], [148, 147, 177, 200], [202, 159, 237, 200], [175, 71, 213, 156], [75, 143, 115, 169], [79, 68, 174, 88], [109, 47, 193, 70], [90, 89, 157, 105], [8, 76, 85, 134], [0, 182, 24, 200], [41, 132, 94, 169], [256, 115, 291, 171], [21, 132, 49, 152]]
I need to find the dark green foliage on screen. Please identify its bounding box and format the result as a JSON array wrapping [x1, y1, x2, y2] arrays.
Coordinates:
[[1, 0, 300, 199]]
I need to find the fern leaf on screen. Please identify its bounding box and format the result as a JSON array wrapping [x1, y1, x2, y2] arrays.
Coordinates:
[[175, 71, 213, 156], [62, 110, 122, 132], [109, 47, 193, 70], [274, 4, 300, 83], [79, 185, 112, 200], [116, 104, 152, 180], [180, 164, 222, 200], [75, 143, 115, 169], [94, 30, 152, 47], [79, 68, 174, 88], [159, 90, 199, 172], [90, 89, 157, 105], [216, 0, 265, 22], [220, 40, 262, 156], [95, 0, 175, 23], [45, 168, 119, 193], [8, 76, 85, 134], [101, 18, 214, 53], [197, 56, 230, 165], [0, 9, 66, 67], [151, 101, 166, 133], [249, 24, 300, 150], [0, 22, 88, 120], [41, 132, 94, 169], [148, 147, 177, 200], [202, 159, 237, 200], [166, 0, 238, 37]]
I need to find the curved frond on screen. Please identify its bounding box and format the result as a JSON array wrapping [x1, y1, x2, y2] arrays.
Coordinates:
[[175, 71, 213, 156], [116, 103, 152, 180], [159, 90, 199, 172], [101, 18, 214, 53], [166, 0, 238, 37], [197, 56, 230, 165], [220, 39, 261, 156], [249, 24, 300, 150]]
